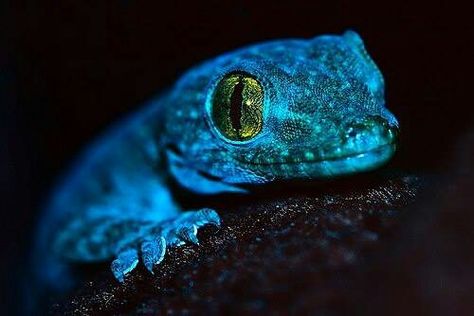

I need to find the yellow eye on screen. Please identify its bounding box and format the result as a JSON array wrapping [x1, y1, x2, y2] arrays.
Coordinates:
[[211, 72, 264, 141]]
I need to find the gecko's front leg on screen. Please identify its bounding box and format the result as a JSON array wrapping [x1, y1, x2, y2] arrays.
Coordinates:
[[111, 208, 221, 282]]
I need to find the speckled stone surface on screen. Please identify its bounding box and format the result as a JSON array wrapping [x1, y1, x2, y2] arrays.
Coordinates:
[[49, 172, 422, 315]]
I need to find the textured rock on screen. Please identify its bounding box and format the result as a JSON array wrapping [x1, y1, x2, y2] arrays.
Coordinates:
[[50, 172, 421, 315]]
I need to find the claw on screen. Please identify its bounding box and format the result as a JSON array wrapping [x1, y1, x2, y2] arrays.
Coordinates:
[[178, 225, 199, 245], [111, 248, 139, 282], [194, 208, 221, 227], [161, 209, 221, 247], [110, 209, 221, 282], [141, 236, 166, 274]]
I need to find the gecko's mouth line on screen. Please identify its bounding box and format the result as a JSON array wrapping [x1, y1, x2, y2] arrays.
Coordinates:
[[238, 143, 396, 166]]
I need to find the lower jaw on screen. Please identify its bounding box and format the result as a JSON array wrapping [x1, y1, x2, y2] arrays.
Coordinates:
[[263, 143, 397, 179]]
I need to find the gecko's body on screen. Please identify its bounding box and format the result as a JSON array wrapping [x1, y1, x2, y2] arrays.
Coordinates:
[[36, 31, 398, 284]]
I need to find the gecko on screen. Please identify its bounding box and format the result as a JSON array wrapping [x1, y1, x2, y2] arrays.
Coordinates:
[[35, 30, 399, 285]]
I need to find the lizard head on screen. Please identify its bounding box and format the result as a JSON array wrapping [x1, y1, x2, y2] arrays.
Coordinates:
[[164, 30, 398, 189]]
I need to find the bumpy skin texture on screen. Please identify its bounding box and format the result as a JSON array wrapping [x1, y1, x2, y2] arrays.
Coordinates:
[[36, 31, 398, 285]]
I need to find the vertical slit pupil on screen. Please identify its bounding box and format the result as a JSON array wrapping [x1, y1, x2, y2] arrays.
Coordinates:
[[230, 77, 244, 133]]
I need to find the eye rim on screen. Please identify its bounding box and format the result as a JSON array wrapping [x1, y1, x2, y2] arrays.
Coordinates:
[[205, 70, 268, 145]]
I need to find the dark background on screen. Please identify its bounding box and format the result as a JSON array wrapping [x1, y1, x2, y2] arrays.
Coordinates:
[[2, 1, 473, 314]]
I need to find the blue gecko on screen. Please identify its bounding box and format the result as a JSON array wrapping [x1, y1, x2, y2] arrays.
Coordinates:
[[35, 30, 398, 285]]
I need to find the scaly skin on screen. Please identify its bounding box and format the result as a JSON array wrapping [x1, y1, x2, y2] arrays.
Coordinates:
[[35, 30, 398, 285]]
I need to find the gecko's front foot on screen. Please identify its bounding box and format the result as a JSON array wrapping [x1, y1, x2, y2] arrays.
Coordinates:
[[111, 208, 220, 282]]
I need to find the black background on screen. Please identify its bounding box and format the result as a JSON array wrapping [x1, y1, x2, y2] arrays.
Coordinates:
[[2, 1, 473, 314]]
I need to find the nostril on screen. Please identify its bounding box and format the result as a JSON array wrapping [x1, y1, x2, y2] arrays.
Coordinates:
[[346, 127, 358, 138]]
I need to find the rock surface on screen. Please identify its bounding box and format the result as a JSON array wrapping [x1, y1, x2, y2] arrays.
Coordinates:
[[50, 172, 422, 315]]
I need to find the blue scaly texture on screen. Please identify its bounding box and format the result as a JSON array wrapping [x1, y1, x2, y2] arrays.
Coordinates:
[[35, 30, 399, 285]]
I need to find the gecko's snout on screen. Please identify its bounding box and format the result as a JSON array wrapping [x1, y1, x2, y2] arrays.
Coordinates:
[[302, 115, 399, 177], [343, 115, 398, 154], [232, 114, 398, 180]]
